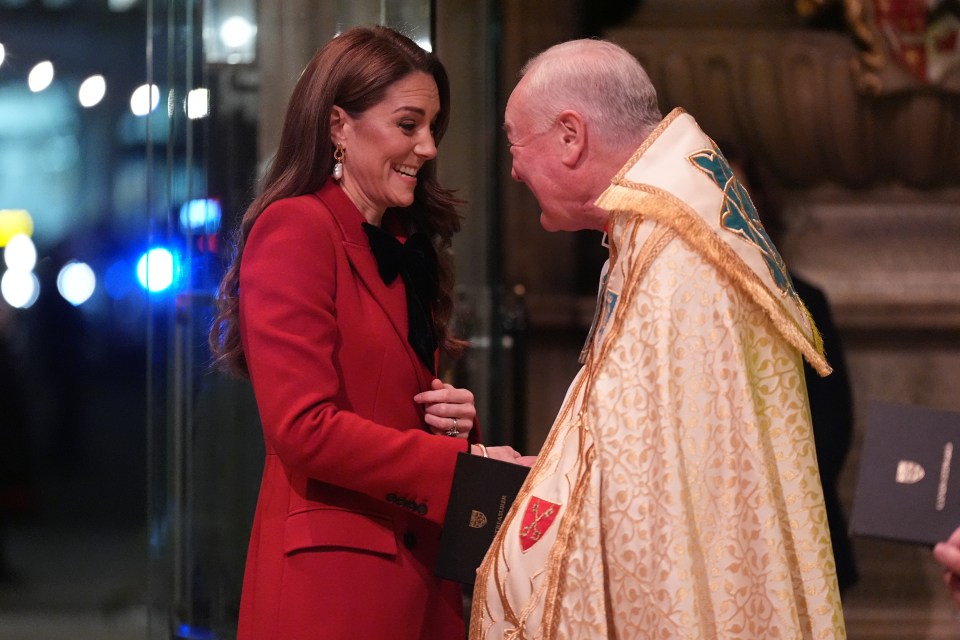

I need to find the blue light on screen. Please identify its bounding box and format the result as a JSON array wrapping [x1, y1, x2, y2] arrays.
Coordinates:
[[136, 247, 178, 292], [104, 259, 135, 300], [179, 198, 222, 233], [175, 623, 215, 639]]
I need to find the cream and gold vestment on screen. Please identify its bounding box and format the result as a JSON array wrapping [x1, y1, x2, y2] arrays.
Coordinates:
[[470, 109, 846, 639]]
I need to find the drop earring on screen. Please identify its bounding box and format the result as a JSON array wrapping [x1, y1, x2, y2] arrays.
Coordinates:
[[332, 144, 344, 181]]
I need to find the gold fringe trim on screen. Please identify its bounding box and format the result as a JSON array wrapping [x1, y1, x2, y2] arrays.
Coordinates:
[[595, 183, 832, 377]]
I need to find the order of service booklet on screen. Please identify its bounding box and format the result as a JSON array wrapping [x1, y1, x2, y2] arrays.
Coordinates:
[[849, 402, 960, 546], [435, 452, 530, 584]]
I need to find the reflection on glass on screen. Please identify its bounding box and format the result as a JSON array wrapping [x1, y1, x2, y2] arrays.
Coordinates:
[[130, 83, 160, 116], [185, 88, 210, 120]]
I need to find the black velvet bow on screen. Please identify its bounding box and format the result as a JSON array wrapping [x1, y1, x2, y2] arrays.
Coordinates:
[[362, 222, 439, 374]]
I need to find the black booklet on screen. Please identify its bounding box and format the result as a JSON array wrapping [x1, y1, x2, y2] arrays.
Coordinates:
[[435, 452, 530, 584], [849, 402, 960, 546]]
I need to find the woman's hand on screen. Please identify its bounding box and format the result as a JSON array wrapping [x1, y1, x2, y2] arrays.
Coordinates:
[[414, 378, 476, 439], [933, 525, 960, 607], [470, 445, 536, 467]]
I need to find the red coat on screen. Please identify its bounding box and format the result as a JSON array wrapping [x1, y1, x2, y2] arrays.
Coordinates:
[[237, 179, 474, 639]]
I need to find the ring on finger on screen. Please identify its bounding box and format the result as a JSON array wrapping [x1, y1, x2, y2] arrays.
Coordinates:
[[444, 417, 459, 437]]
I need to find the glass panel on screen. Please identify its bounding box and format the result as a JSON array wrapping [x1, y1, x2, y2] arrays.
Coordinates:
[[145, 0, 261, 637]]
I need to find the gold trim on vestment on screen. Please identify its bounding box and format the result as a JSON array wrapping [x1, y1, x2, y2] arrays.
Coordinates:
[[595, 183, 831, 377], [601, 107, 830, 377]]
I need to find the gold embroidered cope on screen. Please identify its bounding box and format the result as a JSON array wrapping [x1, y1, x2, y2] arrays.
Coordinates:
[[470, 110, 846, 640]]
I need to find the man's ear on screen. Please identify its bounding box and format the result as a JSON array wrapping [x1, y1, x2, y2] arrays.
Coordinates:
[[329, 105, 348, 144], [556, 110, 586, 167]]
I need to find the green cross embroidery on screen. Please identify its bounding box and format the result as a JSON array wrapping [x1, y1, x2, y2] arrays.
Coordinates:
[[689, 145, 793, 296]]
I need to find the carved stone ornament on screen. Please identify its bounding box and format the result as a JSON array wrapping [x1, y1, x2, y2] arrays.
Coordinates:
[[606, 25, 960, 189]]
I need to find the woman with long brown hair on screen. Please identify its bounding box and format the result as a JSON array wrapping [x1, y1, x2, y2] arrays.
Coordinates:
[[210, 26, 526, 640]]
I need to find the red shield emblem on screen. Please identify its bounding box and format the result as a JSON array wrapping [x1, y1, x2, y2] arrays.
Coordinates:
[[519, 497, 561, 552]]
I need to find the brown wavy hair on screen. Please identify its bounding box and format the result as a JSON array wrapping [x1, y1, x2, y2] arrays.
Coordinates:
[[209, 26, 466, 376]]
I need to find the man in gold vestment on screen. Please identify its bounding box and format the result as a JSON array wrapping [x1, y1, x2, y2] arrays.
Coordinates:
[[471, 39, 846, 639]]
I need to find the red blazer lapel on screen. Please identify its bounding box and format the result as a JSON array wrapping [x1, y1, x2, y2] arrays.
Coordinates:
[[314, 181, 433, 392]]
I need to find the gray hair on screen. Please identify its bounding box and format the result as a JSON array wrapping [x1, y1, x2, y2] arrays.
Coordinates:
[[519, 39, 662, 151]]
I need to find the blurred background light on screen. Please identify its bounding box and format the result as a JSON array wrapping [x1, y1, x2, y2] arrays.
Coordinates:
[[0, 43, 5, 68], [57, 260, 96, 305], [136, 247, 177, 293], [0, 209, 34, 246], [130, 83, 159, 116], [204, 0, 256, 65], [28, 60, 55, 92], [104, 259, 135, 300], [4, 233, 37, 271], [186, 88, 209, 120], [220, 16, 256, 49], [1, 269, 40, 309], [178, 198, 221, 233], [107, 0, 139, 10], [78, 74, 106, 108]]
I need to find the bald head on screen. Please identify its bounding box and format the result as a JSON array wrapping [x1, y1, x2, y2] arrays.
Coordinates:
[[503, 39, 664, 232], [516, 39, 662, 153]]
